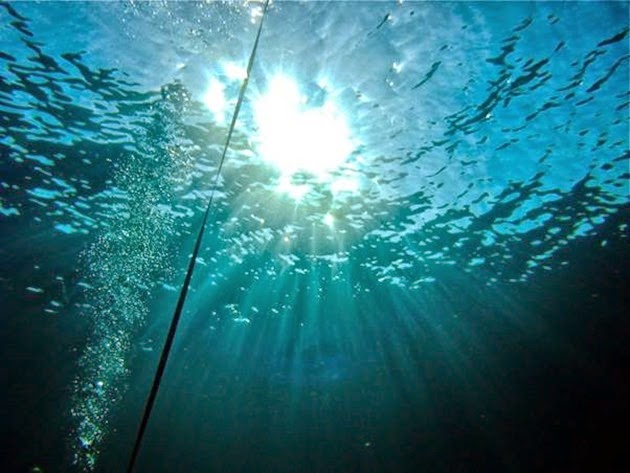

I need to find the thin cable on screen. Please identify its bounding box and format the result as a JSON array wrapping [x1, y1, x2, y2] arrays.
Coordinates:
[[126, 2, 270, 471]]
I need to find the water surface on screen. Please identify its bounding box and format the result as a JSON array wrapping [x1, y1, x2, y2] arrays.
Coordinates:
[[1, 2, 628, 473]]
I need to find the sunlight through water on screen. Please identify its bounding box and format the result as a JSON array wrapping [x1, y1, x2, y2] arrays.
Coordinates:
[[253, 74, 356, 197], [0, 1, 628, 472]]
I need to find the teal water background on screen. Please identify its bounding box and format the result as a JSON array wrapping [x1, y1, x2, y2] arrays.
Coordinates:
[[1, 2, 628, 472]]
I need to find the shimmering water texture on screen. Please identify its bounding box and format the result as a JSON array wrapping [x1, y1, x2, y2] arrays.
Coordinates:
[[0, 1, 628, 472]]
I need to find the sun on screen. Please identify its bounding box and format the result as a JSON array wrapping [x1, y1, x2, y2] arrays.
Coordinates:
[[252, 74, 356, 197]]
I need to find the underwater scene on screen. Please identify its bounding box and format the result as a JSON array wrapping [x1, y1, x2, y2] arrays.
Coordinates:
[[1, 1, 628, 472]]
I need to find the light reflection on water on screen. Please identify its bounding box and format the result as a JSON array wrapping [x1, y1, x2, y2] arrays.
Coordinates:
[[0, 1, 627, 472]]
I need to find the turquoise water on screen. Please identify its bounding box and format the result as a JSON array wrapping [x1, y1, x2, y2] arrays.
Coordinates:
[[1, 2, 628, 472]]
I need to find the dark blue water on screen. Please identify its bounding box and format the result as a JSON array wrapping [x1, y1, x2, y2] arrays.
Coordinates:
[[1, 2, 628, 473]]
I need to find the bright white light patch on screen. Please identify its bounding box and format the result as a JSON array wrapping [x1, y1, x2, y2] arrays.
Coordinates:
[[277, 177, 310, 200], [223, 62, 247, 81], [323, 213, 335, 227], [331, 176, 359, 195], [203, 78, 227, 124], [254, 75, 354, 183], [249, 5, 263, 23]]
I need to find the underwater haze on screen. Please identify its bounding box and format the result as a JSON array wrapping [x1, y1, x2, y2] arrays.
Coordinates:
[[1, 1, 629, 473]]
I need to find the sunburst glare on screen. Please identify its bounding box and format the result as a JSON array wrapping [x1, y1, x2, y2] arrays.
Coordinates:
[[253, 74, 355, 198], [203, 78, 227, 125]]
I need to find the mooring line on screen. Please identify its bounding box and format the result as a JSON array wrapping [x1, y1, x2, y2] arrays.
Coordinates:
[[126, 2, 270, 471]]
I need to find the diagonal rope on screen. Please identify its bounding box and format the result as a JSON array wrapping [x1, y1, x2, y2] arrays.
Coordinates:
[[126, 2, 270, 471]]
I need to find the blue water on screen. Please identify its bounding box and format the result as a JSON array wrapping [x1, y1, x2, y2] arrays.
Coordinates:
[[1, 2, 628, 473]]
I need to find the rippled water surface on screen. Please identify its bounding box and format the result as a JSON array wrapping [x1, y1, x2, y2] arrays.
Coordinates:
[[1, 2, 628, 473]]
